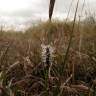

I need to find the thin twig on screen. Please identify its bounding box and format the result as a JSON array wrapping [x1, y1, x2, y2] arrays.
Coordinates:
[[62, 0, 80, 83], [58, 74, 72, 96]]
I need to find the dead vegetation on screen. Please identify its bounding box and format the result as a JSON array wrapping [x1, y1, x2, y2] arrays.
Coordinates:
[[0, 19, 96, 96]]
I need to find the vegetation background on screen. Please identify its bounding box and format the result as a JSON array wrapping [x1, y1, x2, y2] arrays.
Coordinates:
[[0, 0, 96, 96]]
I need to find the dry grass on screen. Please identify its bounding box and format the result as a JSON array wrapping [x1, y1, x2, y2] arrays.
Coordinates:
[[0, 19, 96, 96]]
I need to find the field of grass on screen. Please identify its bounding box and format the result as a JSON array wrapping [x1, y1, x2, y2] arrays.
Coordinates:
[[0, 20, 96, 96]]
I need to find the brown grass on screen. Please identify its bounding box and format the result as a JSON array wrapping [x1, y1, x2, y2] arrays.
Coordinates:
[[0, 19, 96, 95]]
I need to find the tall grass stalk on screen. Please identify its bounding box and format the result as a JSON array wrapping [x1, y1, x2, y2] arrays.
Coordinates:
[[65, 0, 74, 23], [62, 0, 80, 82]]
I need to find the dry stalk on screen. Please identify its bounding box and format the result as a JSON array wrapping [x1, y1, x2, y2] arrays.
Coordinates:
[[71, 84, 92, 94], [58, 74, 72, 96]]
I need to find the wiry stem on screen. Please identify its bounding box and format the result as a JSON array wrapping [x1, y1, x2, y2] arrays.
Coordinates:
[[62, 0, 80, 83]]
